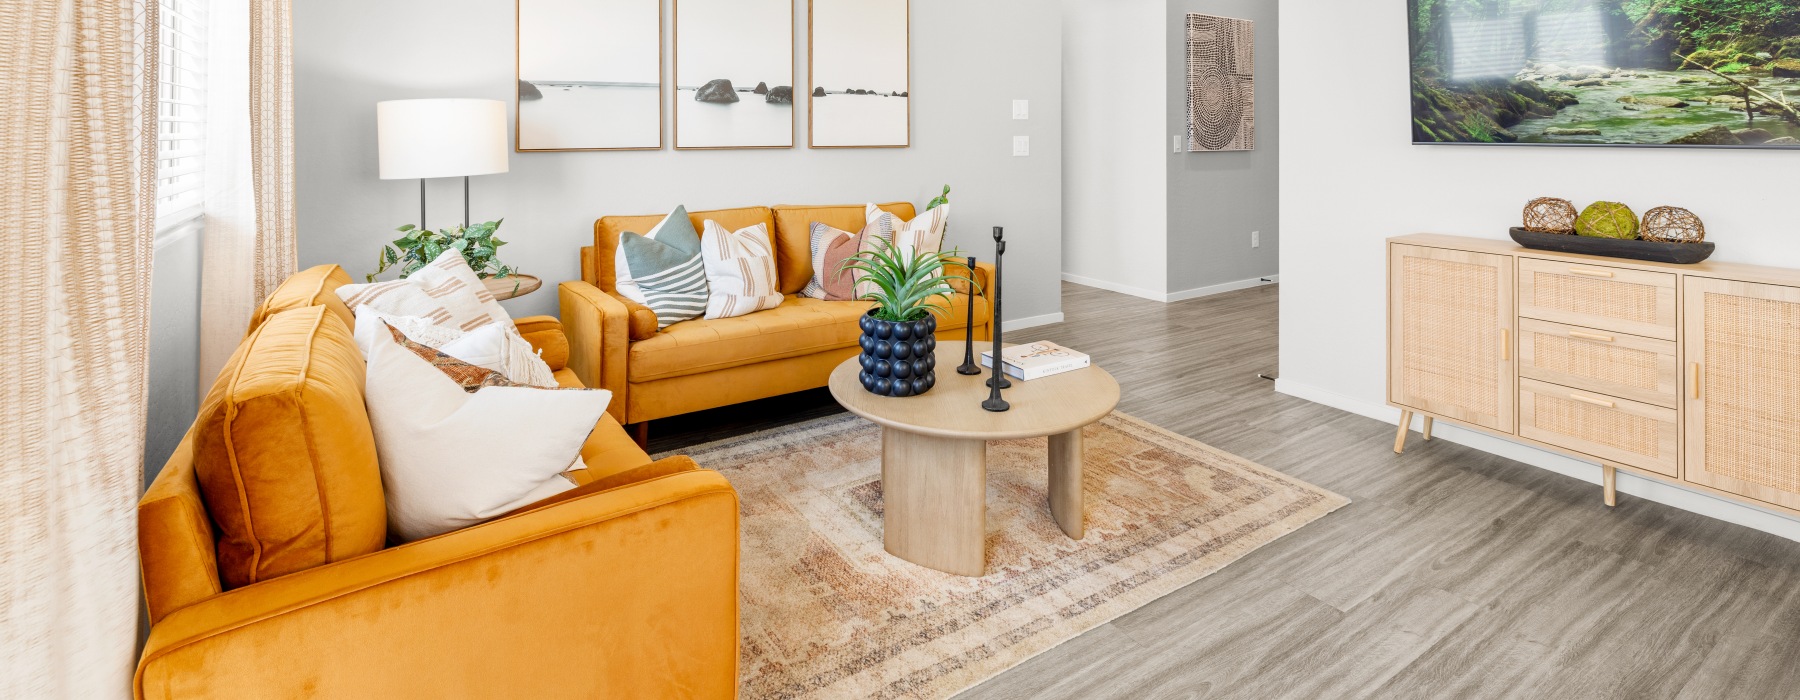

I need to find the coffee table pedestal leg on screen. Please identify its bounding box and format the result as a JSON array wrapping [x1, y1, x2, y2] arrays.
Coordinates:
[[881, 429, 987, 576], [1049, 428, 1085, 539]]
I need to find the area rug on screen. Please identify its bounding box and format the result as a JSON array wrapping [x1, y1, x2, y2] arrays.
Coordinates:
[[663, 411, 1349, 699]]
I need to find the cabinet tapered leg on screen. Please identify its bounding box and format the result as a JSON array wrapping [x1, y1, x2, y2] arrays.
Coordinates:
[[1394, 410, 1414, 454], [1603, 465, 1617, 507], [1422, 416, 1434, 441], [1049, 428, 1085, 540]]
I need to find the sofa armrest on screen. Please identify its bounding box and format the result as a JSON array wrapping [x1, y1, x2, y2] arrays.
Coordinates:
[[136, 469, 739, 699], [512, 315, 571, 371], [559, 281, 631, 422]]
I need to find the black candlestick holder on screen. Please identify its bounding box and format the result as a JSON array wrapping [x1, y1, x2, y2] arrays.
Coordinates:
[[956, 255, 982, 376], [983, 227, 1010, 412]]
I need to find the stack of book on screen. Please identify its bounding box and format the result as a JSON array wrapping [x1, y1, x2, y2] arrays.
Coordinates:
[[979, 341, 1090, 381]]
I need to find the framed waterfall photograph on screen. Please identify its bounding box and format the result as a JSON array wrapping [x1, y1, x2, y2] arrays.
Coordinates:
[[809, 0, 911, 148], [675, 0, 795, 149], [1408, 0, 1800, 149], [516, 0, 663, 151]]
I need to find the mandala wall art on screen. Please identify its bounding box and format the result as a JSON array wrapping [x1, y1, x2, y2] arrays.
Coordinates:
[[1186, 13, 1255, 152]]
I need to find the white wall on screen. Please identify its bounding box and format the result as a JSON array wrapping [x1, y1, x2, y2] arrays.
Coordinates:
[[1061, 0, 1167, 298], [144, 224, 203, 487], [294, 0, 1064, 327], [1278, 0, 1800, 539]]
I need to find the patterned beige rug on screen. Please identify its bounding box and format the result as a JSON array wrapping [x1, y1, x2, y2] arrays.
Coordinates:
[[665, 411, 1348, 699]]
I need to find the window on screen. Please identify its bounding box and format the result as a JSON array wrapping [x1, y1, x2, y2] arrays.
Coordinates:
[[155, 0, 208, 231]]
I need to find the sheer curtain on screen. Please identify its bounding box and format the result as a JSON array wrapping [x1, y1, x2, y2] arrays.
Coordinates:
[[198, 0, 297, 386], [1, 0, 159, 697]]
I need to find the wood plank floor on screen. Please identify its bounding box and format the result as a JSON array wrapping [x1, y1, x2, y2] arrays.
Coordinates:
[[654, 282, 1800, 699]]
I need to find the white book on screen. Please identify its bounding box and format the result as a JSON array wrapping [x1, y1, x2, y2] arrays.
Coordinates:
[[979, 341, 1090, 380]]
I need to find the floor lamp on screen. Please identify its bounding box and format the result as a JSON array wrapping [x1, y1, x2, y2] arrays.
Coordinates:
[[376, 98, 510, 230]]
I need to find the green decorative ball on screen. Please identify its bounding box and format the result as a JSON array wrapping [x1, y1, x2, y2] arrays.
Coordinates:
[[1575, 201, 1641, 240]]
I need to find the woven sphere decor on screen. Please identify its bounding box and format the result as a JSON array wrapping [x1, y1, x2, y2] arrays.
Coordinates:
[[1574, 201, 1641, 240], [1523, 197, 1578, 234], [1641, 206, 1706, 243]]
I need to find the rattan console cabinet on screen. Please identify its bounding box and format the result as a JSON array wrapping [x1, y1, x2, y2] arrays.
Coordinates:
[[1389, 233, 1800, 514]]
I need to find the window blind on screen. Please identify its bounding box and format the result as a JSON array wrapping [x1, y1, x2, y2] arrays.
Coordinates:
[[155, 0, 208, 230]]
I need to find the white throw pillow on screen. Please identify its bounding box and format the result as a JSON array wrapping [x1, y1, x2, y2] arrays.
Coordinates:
[[351, 309, 557, 388], [699, 220, 784, 320], [865, 202, 950, 258], [362, 332, 611, 542], [336, 250, 513, 332], [614, 205, 695, 305]]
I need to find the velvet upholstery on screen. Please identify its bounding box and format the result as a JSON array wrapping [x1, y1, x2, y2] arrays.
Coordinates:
[[248, 264, 355, 333], [564, 201, 993, 427], [138, 269, 738, 699]]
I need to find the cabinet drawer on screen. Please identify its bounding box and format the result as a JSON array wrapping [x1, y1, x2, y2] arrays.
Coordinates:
[[1519, 378, 1678, 477], [1517, 319, 1679, 408], [1518, 258, 1677, 340]]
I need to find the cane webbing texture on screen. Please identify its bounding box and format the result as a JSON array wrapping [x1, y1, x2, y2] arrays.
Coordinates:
[[1702, 292, 1800, 495], [1402, 256, 1499, 416], [1531, 334, 1660, 391], [1533, 272, 1659, 324], [1533, 394, 1661, 458]]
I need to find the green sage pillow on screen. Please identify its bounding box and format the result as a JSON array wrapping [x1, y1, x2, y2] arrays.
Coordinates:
[[621, 214, 708, 330]]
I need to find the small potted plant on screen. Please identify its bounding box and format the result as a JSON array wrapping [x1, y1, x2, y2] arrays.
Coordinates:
[[839, 237, 979, 397], [369, 219, 517, 282]]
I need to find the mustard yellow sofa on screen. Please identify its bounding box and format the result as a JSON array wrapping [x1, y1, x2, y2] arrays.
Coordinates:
[[136, 265, 740, 699], [562, 202, 995, 441]]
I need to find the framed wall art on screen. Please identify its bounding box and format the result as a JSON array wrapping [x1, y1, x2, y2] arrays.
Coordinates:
[[1186, 13, 1255, 152], [675, 0, 795, 149], [809, 0, 910, 148], [517, 0, 663, 151]]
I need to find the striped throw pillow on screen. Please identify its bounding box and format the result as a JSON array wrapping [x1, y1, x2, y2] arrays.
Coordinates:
[[800, 222, 857, 300], [700, 220, 784, 320], [336, 250, 513, 333], [620, 221, 708, 330], [865, 202, 950, 258]]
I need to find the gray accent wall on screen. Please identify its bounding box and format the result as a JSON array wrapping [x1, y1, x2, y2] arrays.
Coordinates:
[[1167, 0, 1279, 296], [144, 224, 203, 488], [293, 0, 1064, 325]]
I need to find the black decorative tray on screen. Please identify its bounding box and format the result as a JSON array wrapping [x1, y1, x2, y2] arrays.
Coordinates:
[[1509, 227, 1715, 265]]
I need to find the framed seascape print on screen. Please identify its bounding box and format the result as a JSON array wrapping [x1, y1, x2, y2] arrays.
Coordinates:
[[809, 0, 910, 148], [1407, 0, 1800, 149], [1186, 13, 1255, 152], [675, 0, 795, 149], [516, 0, 662, 151]]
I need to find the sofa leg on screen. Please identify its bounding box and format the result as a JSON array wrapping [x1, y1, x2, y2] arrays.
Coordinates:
[[631, 421, 649, 451]]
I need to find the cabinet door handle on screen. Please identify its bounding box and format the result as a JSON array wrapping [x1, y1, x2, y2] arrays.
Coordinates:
[[1569, 330, 1614, 342], [1501, 329, 1511, 361], [1568, 267, 1616, 278], [1568, 393, 1616, 409], [1691, 362, 1702, 399]]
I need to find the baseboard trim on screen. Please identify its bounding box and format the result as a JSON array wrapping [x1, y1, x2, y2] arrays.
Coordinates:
[[1062, 273, 1278, 303], [1274, 377, 1800, 543], [1059, 273, 1166, 302], [1002, 313, 1064, 332]]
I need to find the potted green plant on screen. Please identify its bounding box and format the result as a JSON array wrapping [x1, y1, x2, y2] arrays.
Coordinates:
[[368, 219, 517, 282], [839, 237, 980, 397]]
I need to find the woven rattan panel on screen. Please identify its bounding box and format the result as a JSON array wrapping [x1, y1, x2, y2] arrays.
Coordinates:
[[1534, 394, 1660, 457], [1402, 256, 1498, 416], [1534, 273, 1658, 324], [1703, 292, 1800, 494], [1531, 334, 1659, 391]]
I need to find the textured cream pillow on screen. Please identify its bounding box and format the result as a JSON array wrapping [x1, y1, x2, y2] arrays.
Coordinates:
[[362, 332, 610, 542], [351, 310, 557, 388], [336, 250, 513, 332], [865, 202, 950, 257], [699, 220, 783, 320]]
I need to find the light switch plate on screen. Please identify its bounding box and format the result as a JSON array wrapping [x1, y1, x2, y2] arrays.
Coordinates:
[[1013, 135, 1030, 156], [1012, 99, 1029, 120], [1174, 134, 1183, 153]]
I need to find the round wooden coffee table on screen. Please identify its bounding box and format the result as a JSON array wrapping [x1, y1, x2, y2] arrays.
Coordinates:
[[828, 341, 1120, 576]]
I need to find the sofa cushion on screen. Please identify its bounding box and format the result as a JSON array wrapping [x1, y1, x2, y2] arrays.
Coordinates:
[[595, 206, 774, 294], [771, 202, 914, 294], [249, 264, 356, 334], [627, 293, 988, 382], [193, 305, 387, 589]]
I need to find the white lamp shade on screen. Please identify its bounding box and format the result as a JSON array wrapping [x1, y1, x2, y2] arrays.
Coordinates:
[[377, 99, 510, 180]]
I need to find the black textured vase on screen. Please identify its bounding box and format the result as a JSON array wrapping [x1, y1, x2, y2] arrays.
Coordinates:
[[857, 311, 938, 397]]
